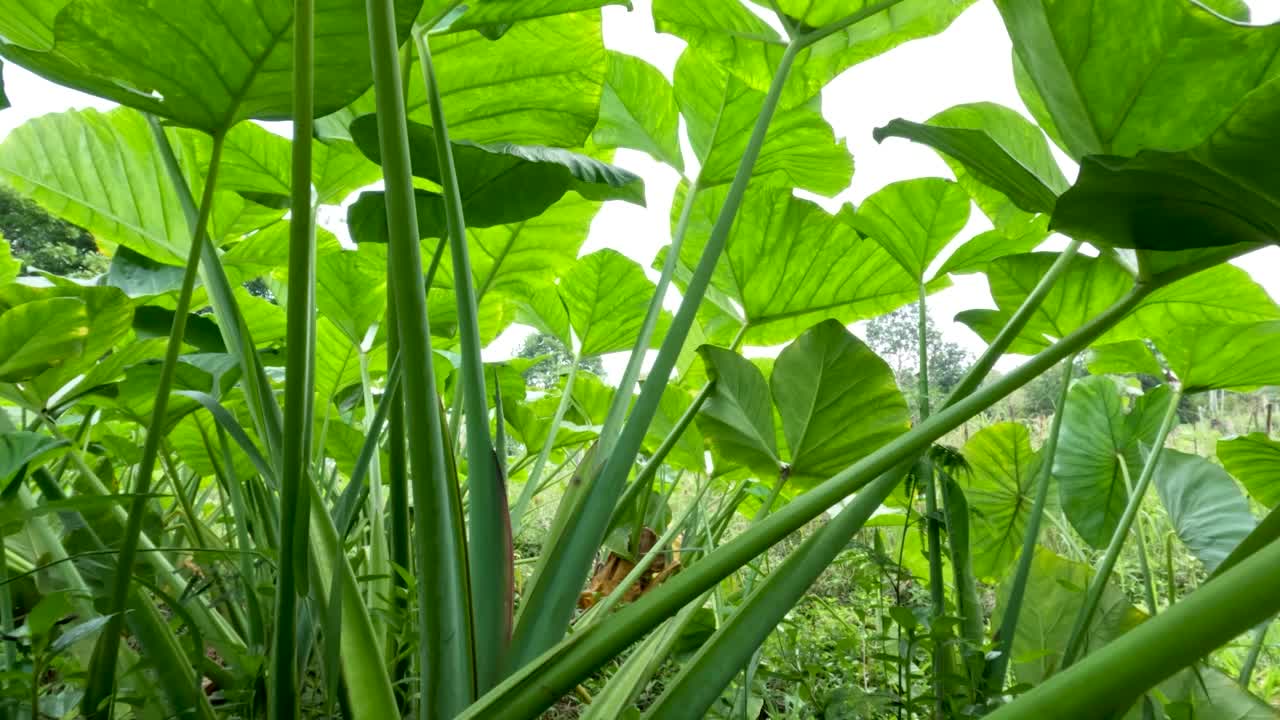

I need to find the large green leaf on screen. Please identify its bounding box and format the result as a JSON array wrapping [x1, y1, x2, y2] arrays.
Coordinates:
[[674, 48, 851, 195], [696, 346, 780, 475], [1055, 378, 1174, 548], [592, 51, 683, 171], [0, 0, 420, 131], [1217, 433, 1280, 509], [957, 253, 1280, 353], [873, 102, 1067, 222], [0, 296, 89, 381], [1049, 77, 1280, 253], [996, 0, 1280, 159], [960, 422, 1043, 580], [851, 177, 969, 281], [197, 120, 381, 206], [315, 243, 387, 346], [1153, 449, 1255, 573], [656, 0, 977, 109], [643, 385, 707, 473], [667, 182, 928, 346], [996, 548, 1144, 684], [431, 194, 595, 304], [351, 115, 643, 233], [1153, 321, 1280, 393], [411, 12, 606, 147], [432, 0, 628, 32], [555, 249, 658, 358], [770, 319, 909, 485], [0, 108, 280, 264], [937, 216, 1048, 276]]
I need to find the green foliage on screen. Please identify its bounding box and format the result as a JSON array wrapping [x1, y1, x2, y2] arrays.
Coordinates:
[[0, 0, 1278, 718]]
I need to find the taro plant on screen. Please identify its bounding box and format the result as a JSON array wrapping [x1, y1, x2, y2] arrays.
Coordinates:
[[0, 0, 1278, 719]]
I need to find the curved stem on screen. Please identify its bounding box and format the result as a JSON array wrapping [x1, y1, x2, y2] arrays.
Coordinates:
[[1060, 389, 1182, 669]]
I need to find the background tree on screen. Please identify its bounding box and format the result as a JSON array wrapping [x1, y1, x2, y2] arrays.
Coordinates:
[[0, 185, 108, 277], [516, 331, 605, 389], [866, 303, 972, 406]]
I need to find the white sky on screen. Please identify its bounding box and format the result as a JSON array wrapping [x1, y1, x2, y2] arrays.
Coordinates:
[[2, 0, 1279, 377]]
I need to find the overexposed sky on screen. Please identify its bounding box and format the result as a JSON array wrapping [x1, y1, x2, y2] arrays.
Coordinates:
[[2, 0, 1279, 376]]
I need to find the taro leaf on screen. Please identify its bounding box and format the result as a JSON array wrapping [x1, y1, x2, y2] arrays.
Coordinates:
[[666, 182, 929, 346], [1085, 341, 1164, 378], [937, 216, 1048, 276], [874, 102, 1066, 222], [351, 115, 643, 232], [0, 296, 89, 382], [1151, 665, 1276, 720], [1153, 448, 1255, 573], [198, 121, 381, 206], [0, 108, 280, 264], [313, 318, 364, 411], [996, 0, 1280, 160], [95, 360, 218, 433], [0, 0, 420, 132], [1055, 378, 1174, 548], [315, 243, 387, 347], [770, 320, 909, 486], [674, 48, 851, 196], [960, 422, 1043, 580], [592, 51, 683, 171], [956, 254, 1280, 354], [696, 345, 779, 475], [851, 177, 970, 282], [0, 432, 69, 489], [656, 0, 977, 109], [432, 0, 629, 33], [222, 221, 344, 277], [1217, 433, 1280, 509], [556, 249, 657, 358], [1153, 321, 1280, 393], [996, 548, 1144, 685], [107, 246, 187, 298], [0, 235, 17, 284], [0, 283, 135, 401], [405, 12, 607, 147]]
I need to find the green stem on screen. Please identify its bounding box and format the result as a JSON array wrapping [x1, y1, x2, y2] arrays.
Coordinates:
[[1119, 457, 1159, 617], [508, 40, 803, 668], [364, 0, 475, 713], [513, 359, 580, 535], [1164, 531, 1177, 608], [797, 0, 907, 46], [915, 287, 947, 720], [271, 0, 316, 715], [81, 129, 226, 720], [358, 349, 391, 653], [984, 356, 1076, 695], [984, 537, 1280, 720], [1060, 388, 1182, 669]]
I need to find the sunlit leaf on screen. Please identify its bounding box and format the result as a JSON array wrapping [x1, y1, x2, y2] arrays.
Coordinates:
[[1217, 433, 1280, 508], [960, 422, 1043, 580]]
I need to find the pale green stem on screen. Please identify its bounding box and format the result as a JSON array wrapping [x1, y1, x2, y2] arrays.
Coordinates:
[[1118, 457, 1159, 616], [1061, 389, 1182, 669], [359, 348, 391, 653]]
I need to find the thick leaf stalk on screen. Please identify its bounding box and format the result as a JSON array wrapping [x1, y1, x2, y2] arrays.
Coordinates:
[[363, 0, 476, 714], [508, 39, 805, 668], [82, 129, 227, 720], [415, 27, 511, 691], [1060, 388, 1182, 668], [271, 0, 317, 715]]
